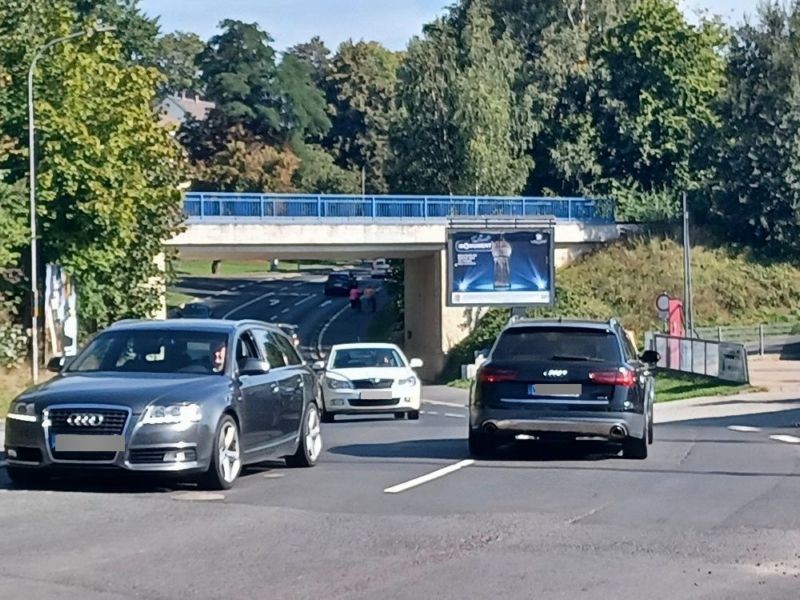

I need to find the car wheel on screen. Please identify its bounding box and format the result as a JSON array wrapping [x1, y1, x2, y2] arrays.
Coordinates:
[[201, 415, 242, 490], [622, 414, 648, 459], [648, 406, 654, 445], [468, 428, 497, 458], [407, 410, 420, 420], [394, 412, 405, 419], [286, 403, 323, 468], [6, 466, 49, 488]]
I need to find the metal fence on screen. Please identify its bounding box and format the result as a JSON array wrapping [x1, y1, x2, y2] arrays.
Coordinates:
[[183, 193, 615, 223], [694, 323, 800, 356], [644, 332, 749, 383]]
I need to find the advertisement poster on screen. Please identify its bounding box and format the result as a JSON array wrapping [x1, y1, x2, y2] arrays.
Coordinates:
[[447, 229, 554, 306], [44, 264, 78, 357]]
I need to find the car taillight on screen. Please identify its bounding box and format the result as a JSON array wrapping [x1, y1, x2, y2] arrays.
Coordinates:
[[477, 367, 517, 383], [589, 369, 635, 388]]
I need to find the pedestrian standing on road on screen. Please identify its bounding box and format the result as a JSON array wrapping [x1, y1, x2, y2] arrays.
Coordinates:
[[349, 286, 362, 312], [364, 285, 377, 313]]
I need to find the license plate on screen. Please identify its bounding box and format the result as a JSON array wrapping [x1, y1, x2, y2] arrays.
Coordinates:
[[529, 384, 581, 397], [360, 390, 393, 400], [54, 435, 125, 452]]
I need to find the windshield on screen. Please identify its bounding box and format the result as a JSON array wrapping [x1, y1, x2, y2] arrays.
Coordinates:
[[67, 329, 230, 375], [331, 348, 404, 369], [492, 327, 622, 363]]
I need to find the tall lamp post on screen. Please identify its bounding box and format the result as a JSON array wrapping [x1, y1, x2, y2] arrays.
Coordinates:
[[27, 25, 115, 384]]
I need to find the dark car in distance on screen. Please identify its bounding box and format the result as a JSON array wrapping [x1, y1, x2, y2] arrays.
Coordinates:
[[177, 303, 211, 318], [324, 272, 358, 296], [4, 319, 323, 489], [469, 318, 659, 459]]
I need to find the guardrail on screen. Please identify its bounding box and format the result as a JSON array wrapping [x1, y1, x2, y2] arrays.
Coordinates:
[[694, 323, 800, 356], [183, 193, 615, 223], [644, 332, 749, 383]]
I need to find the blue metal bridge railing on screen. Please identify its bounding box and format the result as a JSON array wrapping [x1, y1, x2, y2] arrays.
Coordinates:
[[183, 193, 615, 223]]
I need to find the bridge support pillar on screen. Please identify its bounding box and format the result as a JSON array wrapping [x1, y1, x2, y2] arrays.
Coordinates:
[[404, 250, 482, 382]]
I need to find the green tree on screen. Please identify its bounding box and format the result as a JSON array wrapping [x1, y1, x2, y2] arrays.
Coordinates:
[[155, 31, 204, 96], [292, 141, 360, 194], [589, 0, 726, 219], [326, 41, 400, 193], [392, 0, 535, 195], [73, 0, 161, 64], [0, 2, 185, 332], [287, 36, 332, 90], [711, 1, 800, 258]]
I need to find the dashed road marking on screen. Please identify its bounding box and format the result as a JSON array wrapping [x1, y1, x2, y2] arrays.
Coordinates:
[[270, 315, 278, 321], [293, 282, 304, 287], [426, 411, 439, 416], [320, 300, 332, 308], [295, 295, 315, 306], [172, 492, 225, 502], [770, 434, 800, 444], [423, 399, 467, 409], [384, 460, 475, 494], [281, 308, 290, 314], [223, 291, 275, 319], [268, 299, 280, 307], [263, 473, 285, 479], [728, 425, 762, 433], [445, 413, 465, 419]]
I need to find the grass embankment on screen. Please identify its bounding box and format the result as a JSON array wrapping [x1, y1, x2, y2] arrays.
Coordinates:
[[444, 231, 800, 383], [446, 372, 755, 402]]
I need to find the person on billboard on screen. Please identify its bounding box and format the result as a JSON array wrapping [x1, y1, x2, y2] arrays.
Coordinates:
[[491, 234, 512, 290]]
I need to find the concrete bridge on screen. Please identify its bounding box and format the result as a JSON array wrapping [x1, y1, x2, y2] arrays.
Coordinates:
[[167, 193, 629, 379]]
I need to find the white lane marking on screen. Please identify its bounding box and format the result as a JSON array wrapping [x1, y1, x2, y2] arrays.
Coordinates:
[[269, 315, 278, 321], [426, 411, 439, 416], [384, 460, 475, 494], [319, 300, 332, 308], [268, 298, 280, 307], [423, 399, 466, 408], [295, 295, 315, 306], [316, 303, 350, 355], [263, 473, 285, 479], [281, 308, 290, 314], [728, 425, 762, 433], [293, 282, 304, 287], [172, 492, 225, 502], [770, 434, 800, 444], [445, 413, 465, 419], [222, 291, 275, 318]]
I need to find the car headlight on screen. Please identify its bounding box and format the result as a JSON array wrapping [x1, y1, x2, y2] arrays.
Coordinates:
[[142, 404, 202, 425], [398, 375, 418, 387], [325, 375, 354, 390], [7, 401, 37, 422]]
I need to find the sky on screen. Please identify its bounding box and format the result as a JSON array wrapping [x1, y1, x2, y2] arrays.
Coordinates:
[[139, 0, 758, 51]]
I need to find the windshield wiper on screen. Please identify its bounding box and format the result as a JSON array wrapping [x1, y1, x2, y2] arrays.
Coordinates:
[[550, 354, 606, 363]]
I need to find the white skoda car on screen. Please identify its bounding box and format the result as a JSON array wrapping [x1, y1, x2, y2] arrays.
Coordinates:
[[314, 343, 423, 422]]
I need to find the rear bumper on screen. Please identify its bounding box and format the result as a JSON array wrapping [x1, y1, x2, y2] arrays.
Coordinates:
[[471, 408, 645, 440]]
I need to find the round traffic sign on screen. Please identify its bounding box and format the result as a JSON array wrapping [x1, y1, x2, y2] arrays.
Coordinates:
[[656, 293, 670, 312]]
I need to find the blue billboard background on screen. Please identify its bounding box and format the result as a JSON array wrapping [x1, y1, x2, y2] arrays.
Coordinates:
[[447, 229, 554, 306]]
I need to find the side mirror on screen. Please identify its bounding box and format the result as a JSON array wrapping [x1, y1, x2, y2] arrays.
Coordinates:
[[640, 350, 660, 365], [47, 356, 65, 373], [409, 358, 423, 369], [239, 358, 270, 376], [311, 360, 326, 371]]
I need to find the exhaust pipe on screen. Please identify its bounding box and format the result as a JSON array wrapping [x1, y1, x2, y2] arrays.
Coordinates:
[[609, 425, 627, 440], [483, 422, 498, 434]]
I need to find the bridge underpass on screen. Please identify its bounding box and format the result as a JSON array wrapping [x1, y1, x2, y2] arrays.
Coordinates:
[[165, 193, 628, 380]]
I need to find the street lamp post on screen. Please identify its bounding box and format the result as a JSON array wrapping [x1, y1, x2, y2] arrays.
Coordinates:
[[27, 25, 114, 384]]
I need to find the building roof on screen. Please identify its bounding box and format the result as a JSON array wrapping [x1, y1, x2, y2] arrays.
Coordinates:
[[158, 92, 215, 127]]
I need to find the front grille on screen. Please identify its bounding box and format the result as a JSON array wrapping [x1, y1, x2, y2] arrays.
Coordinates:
[[129, 448, 197, 464], [352, 379, 394, 390], [48, 407, 129, 435], [349, 398, 399, 407], [51, 451, 117, 462]]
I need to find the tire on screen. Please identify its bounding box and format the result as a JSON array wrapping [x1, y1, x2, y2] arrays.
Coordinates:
[[201, 415, 242, 490], [6, 466, 49, 488], [286, 403, 322, 468], [407, 410, 420, 421], [647, 406, 654, 445], [623, 413, 648, 459], [321, 410, 335, 423], [468, 429, 497, 458], [394, 412, 405, 419]]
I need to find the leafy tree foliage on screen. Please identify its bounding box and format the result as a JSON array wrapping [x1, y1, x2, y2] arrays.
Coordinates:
[[155, 31, 204, 96], [287, 36, 332, 90]]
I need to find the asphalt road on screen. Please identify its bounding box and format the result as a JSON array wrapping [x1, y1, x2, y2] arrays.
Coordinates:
[[172, 269, 392, 357], [1, 398, 800, 599]]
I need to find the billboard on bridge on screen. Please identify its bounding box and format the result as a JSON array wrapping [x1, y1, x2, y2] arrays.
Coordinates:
[[446, 227, 555, 307]]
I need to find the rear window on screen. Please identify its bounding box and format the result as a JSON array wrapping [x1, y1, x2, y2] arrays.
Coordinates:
[[492, 327, 622, 363]]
